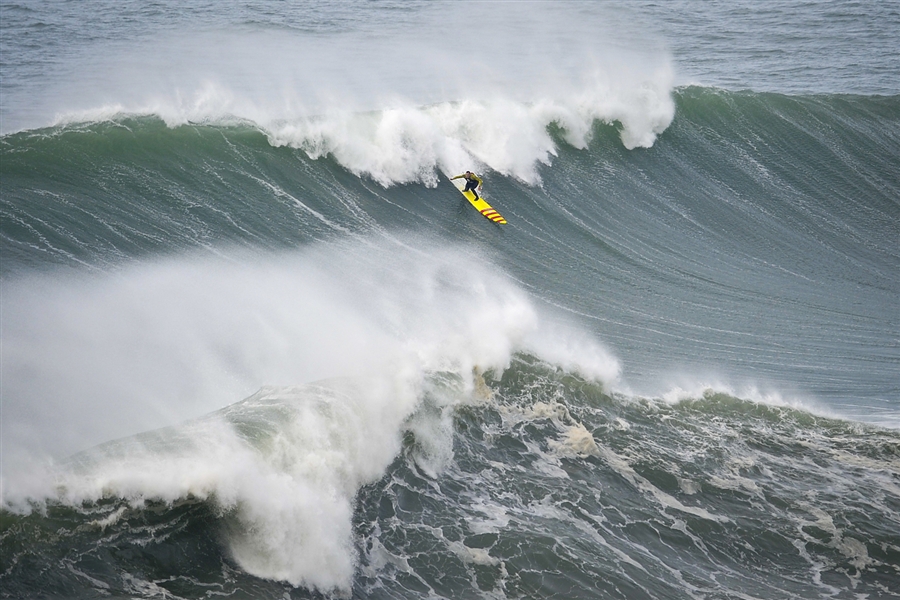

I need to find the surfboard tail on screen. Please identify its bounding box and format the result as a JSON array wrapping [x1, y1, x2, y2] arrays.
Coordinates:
[[450, 177, 507, 225]]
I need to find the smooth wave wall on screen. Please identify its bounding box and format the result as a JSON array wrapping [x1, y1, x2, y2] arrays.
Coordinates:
[[3, 88, 897, 417]]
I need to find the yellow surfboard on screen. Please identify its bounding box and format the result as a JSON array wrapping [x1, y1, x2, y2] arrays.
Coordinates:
[[450, 177, 507, 225]]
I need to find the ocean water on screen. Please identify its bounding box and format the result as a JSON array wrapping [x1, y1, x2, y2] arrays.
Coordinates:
[[1, 1, 899, 598]]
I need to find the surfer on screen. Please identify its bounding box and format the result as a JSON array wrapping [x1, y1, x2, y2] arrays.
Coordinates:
[[451, 171, 483, 200]]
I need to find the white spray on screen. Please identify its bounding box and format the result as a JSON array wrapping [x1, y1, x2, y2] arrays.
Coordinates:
[[1, 237, 620, 592], [11, 2, 675, 185]]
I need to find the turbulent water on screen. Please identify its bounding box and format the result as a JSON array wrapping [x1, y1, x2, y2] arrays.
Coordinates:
[[1, 1, 899, 599]]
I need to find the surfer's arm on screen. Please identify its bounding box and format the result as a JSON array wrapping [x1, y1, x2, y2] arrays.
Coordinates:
[[450, 174, 463, 180]]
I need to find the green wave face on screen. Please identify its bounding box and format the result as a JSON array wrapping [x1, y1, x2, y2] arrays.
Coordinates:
[[2, 67, 899, 600]]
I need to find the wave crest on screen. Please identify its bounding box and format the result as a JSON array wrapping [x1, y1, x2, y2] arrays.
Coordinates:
[[264, 75, 675, 187]]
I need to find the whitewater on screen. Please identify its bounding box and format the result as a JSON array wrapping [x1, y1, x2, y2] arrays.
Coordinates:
[[2, 1, 899, 599]]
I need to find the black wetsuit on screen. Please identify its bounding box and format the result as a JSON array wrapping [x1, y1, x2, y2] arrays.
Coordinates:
[[463, 174, 481, 199]]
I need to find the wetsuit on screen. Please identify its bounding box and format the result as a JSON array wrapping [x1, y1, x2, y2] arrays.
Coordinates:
[[452, 172, 483, 199]]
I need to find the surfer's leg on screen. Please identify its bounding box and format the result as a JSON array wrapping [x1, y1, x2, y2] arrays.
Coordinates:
[[465, 180, 479, 199]]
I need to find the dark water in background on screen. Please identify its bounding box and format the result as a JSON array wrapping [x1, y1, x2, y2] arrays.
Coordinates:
[[1, 1, 899, 598]]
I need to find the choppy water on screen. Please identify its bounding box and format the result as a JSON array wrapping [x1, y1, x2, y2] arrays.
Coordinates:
[[2, 1, 899, 598]]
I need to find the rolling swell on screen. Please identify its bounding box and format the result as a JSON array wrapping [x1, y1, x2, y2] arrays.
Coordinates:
[[524, 88, 899, 406], [1, 89, 897, 270], [0, 119, 361, 270], [2, 87, 900, 599], [2, 88, 897, 408]]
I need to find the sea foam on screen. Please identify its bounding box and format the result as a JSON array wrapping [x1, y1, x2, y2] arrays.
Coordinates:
[[37, 2, 674, 187], [1, 236, 622, 591]]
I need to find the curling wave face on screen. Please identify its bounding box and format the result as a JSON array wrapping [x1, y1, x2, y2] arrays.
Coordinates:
[[2, 1, 899, 597]]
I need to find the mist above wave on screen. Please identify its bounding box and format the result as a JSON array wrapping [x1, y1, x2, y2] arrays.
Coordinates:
[[7, 1, 675, 185], [0, 235, 621, 591]]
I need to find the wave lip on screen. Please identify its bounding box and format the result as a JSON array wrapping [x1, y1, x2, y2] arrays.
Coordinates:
[[263, 71, 675, 187], [37, 66, 674, 189]]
